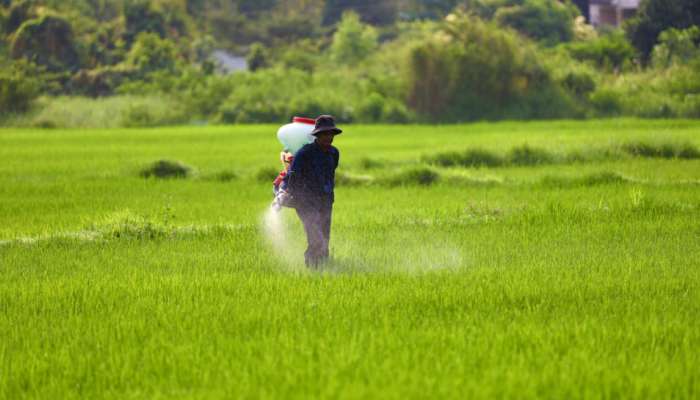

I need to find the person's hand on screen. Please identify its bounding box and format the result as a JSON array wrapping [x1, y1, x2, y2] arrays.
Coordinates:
[[272, 189, 293, 210]]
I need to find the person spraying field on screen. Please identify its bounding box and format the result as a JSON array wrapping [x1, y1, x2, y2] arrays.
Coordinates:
[[270, 115, 342, 268], [271, 117, 315, 211]]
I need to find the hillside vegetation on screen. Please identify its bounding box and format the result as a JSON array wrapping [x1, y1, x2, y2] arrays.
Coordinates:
[[1, 0, 700, 126]]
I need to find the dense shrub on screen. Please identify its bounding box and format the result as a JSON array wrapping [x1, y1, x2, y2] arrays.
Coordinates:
[[559, 69, 596, 97], [591, 60, 700, 118], [247, 42, 270, 71], [625, 0, 700, 60], [651, 27, 700, 68], [215, 68, 357, 124], [406, 14, 573, 121], [589, 89, 623, 116], [330, 11, 378, 64], [566, 31, 636, 70], [126, 32, 178, 74], [0, 60, 42, 113], [123, 0, 167, 44], [69, 65, 138, 97], [494, 0, 578, 46]]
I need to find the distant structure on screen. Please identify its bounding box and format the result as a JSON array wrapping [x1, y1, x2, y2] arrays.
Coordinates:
[[574, 0, 640, 27], [211, 50, 247, 73]]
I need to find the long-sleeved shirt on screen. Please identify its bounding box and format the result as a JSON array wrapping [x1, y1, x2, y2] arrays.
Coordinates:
[[284, 141, 340, 208]]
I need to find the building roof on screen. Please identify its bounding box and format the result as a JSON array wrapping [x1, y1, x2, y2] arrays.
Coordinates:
[[590, 0, 639, 7]]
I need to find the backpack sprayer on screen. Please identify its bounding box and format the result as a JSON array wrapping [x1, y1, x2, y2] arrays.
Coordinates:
[[271, 117, 316, 211]]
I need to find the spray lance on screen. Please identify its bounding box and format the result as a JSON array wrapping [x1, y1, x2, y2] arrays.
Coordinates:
[[271, 117, 316, 211]]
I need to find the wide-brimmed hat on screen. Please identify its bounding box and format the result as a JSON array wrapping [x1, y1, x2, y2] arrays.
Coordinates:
[[311, 115, 342, 136]]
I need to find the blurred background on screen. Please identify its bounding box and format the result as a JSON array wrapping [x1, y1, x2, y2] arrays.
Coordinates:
[[0, 0, 699, 128]]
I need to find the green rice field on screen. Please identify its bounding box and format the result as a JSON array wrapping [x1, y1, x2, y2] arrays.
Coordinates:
[[1, 119, 699, 399]]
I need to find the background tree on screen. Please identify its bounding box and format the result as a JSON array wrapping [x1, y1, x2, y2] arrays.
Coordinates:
[[0, 60, 42, 113], [246, 42, 270, 71], [494, 0, 579, 46], [10, 14, 81, 72], [126, 32, 178, 73], [329, 11, 377, 64], [5, 0, 32, 34], [322, 0, 398, 26], [651, 26, 700, 68], [123, 0, 167, 44], [625, 0, 700, 61], [407, 13, 568, 121]]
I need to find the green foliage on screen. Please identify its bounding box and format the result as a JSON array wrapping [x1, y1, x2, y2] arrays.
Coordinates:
[[589, 89, 622, 116], [246, 42, 270, 72], [565, 30, 636, 70], [591, 60, 700, 118], [0, 59, 42, 113], [494, 0, 578, 46], [69, 65, 138, 97], [214, 68, 361, 123], [126, 32, 178, 73], [651, 26, 700, 68], [406, 13, 573, 121], [10, 14, 81, 72], [123, 0, 166, 44], [1, 0, 699, 124], [559, 69, 595, 98], [330, 11, 378, 64], [279, 39, 321, 73], [5, 0, 31, 34], [323, 0, 398, 26], [625, 0, 700, 60]]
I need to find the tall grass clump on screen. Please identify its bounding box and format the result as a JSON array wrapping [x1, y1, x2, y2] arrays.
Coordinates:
[[425, 148, 504, 168], [541, 171, 631, 188], [359, 157, 385, 170], [88, 210, 174, 240], [140, 160, 194, 179], [507, 144, 555, 166], [255, 166, 280, 183], [622, 141, 700, 159], [203, 170, 238, 182], [336, 171, 374, 187], [385, 167, 440, 186]]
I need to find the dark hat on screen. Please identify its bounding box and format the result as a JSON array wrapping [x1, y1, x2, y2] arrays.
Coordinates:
[[311, 115, 342, 136]]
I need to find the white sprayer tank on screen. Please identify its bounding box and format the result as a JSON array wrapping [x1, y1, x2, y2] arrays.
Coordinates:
[[277, 117, 316, 155]]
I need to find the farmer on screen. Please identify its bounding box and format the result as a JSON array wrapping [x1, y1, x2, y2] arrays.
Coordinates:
[[284, 115, 341, 267]]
